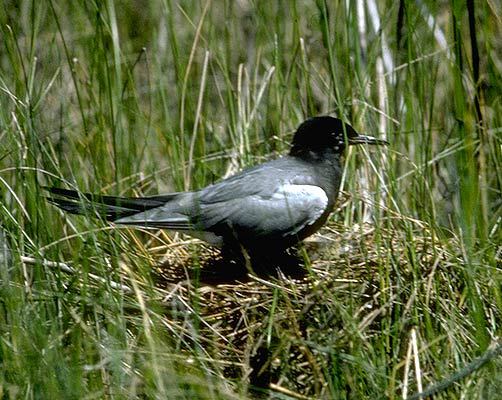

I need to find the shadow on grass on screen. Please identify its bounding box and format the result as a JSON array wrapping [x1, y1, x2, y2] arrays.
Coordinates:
[[153, 246, 311, 286]]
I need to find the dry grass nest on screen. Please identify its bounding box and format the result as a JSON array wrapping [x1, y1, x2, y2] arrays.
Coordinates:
[[126, 210, 479, 398]]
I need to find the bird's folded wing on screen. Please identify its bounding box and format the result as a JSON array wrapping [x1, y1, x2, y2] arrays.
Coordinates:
[[115, 184, 328, 239], [199, 184, 329, 238]]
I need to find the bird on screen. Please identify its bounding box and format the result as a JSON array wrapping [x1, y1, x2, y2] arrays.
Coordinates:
[[46, 116, 388, 258]]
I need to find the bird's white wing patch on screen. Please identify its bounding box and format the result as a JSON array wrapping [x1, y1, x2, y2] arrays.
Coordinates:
[[271, 184, 328, 235]]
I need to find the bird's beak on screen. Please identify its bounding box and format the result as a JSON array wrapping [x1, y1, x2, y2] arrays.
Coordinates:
[[348, 134, 389, 146]]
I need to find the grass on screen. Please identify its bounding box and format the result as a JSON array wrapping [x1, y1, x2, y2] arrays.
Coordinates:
[[0, 0, 500, 398]]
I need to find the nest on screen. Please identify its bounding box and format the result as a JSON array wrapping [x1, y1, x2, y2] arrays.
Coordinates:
[[135, 217, 450, 398]]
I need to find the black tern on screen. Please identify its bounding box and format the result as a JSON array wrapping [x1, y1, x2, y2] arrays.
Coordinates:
[[47, 116, 387, 255]]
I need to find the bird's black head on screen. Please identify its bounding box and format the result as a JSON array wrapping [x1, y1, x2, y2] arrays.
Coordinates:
[[290, 116, 388, 158]]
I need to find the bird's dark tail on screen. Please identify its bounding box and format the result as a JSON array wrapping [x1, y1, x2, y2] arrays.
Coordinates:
[[45, 187, 178, 221]]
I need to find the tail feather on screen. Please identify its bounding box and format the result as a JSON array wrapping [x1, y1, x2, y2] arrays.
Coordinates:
[[45, 187, 177, 221]]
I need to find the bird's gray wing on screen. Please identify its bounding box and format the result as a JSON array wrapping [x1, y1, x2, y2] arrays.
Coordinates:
[[114, 162, 287, 229], [114, 183, 328, 241], [198, 183, 329, 239]]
